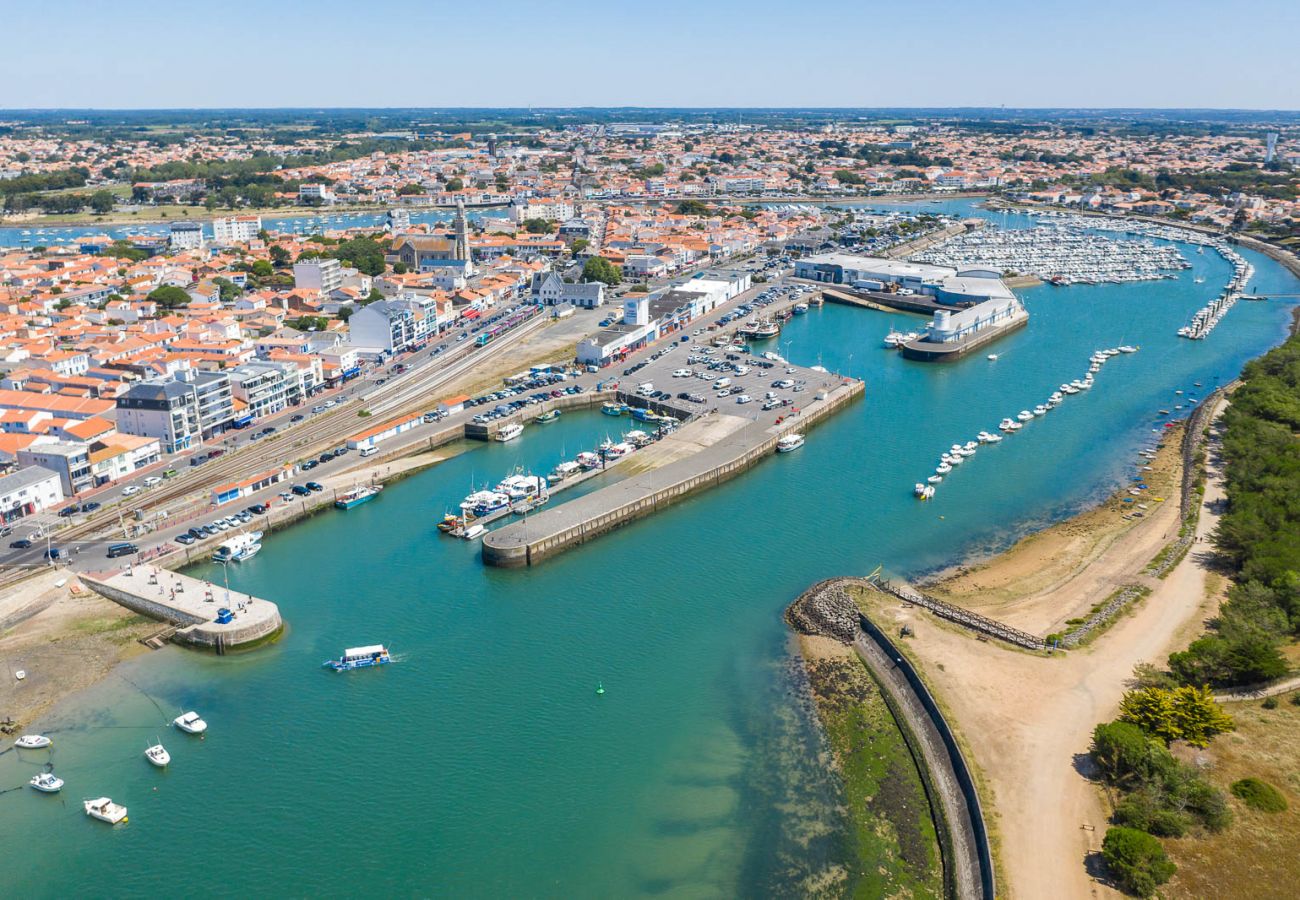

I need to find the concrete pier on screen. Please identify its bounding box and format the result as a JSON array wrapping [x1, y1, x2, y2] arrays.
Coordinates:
[[899, 311, 1028, 361], [80, 564, 282, 652], [482, 378, 864, 567]]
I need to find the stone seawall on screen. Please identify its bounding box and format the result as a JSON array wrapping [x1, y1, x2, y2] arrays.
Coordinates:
[[482, 379, 864, 567]]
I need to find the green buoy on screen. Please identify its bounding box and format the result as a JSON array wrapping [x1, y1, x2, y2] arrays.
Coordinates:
[[595, 681, 605, 695]]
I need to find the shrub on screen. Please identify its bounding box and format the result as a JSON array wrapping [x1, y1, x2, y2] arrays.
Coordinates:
[[1118, 685, 1235, 747], [1102, 827, 1176, 897], [1262, 696, 1279, 709], [1231, 777, 1288, 813]]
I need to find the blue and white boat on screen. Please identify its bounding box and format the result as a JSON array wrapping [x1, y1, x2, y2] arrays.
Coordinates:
[[335, 484, 381, 510], [323, 645, 392, 672]]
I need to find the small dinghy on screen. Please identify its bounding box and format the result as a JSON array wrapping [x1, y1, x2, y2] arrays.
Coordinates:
[[14, 734, 52, 750], [145, 743, 171, 767], [173, 711, 207, 734], [29, 772, 63, 793]]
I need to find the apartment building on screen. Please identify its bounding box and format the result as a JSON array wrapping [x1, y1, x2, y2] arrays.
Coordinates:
[[293, 257, 344, 294], [212, 215, 262, 244], [169, 221, 204, 251], [227, 360, 303, 421], [17, 441, 94, 496]]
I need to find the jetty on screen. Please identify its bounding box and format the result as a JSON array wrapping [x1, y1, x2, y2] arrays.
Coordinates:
[[482, 378, 863, 567], [80, 564, 282, 653]]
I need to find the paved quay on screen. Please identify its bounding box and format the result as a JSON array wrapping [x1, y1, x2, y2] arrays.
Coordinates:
[[483, 375, 863, 567], [79, 563, 282, 652]]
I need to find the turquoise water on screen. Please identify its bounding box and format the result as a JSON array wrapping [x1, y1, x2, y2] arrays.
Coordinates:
[[3, 204, 1297, 896]]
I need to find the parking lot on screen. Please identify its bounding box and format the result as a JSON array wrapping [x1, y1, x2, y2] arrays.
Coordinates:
[[613, 281, 834, 420]]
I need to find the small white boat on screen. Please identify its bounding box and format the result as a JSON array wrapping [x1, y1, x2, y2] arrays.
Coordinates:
[[173, 711, 207, 734], [495, 422, 524, 442], [84, 797, 128, 825], [935, 463, 953, 475], [776, 434, 805, 453], [926, 475, 943, 484], [145, 743, 171, 767], [987, 353, 999, 361], [1016, 410, 1033, 422], [1033, 405, 1049, 416], [455, 523, 487, 541], [14, 734, 52, 750], [29, 772, 63, 793]]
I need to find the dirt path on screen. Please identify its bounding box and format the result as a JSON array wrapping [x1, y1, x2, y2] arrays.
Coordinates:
[[863, 412, 1229, 898]]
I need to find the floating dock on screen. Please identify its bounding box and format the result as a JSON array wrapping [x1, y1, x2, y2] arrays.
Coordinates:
[[482, 378, 864, 567], [80, 564, 282, 653]]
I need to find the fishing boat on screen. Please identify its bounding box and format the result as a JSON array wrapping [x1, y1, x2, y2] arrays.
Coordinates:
[[495, 422, 524, 442], [84, 797, 128, 825], [776, 434, 805, 453], [576, 451, 602, 470], [212, 531, 262, 563], [14, 734, 52, 750], [173, 711, 207, 734], [792, 302, 809, 315], [335, 484, 381, 510], [323, 644, 391, 671], [624, 429, 652, 448], [29, 772, 63, 793], [535, 409, 561, 423], [738, 319, 780, 340], [601, 441, 633, 460], [601, 402, 625, 417], [436, 512, 467, 533], [144, 743, 170, 767]]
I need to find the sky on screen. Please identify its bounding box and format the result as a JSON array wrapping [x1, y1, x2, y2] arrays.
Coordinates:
[[2, 0, 1298, 110]]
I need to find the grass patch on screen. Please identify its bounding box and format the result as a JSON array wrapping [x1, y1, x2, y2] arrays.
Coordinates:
[[801, 641, 943, 899], [1163, 690, 1300, 897], [1231, 778, 1288, 813]]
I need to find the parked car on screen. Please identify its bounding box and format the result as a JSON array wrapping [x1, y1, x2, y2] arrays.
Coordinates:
[[106, 542, 138, 559], [306, 482, 324, 492], [122, 485, 140, 496], [10, 538, 33, 549], [80, 501, 101, 513], [175, 534, 197, 546], [291, 485, 311, 496]]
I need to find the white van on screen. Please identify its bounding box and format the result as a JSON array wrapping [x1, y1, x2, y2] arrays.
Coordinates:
[[359, 446, 378, 458], [636, 382, 655, 396], [713, 377, 732, 390]]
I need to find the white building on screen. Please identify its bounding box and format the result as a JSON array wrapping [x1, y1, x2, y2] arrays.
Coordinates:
[[0, 466, 64, 524], [511, 199, 574, 223], [212, 215, 262, 244], [529, 271, 605, 308], [227, 361, 303, 421], [169, 221, 204, 251], [299, 183, 337, 204], [293, 258, 344, 294], [347, 296, 441, 355]]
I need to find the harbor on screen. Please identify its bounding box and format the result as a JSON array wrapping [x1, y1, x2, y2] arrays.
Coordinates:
[[482, 376, 864, 567], [3, 200, 1298, 898]]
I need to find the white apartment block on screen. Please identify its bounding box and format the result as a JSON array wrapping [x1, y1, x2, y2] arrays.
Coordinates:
[[293, 257, 344, 294], [212, 215, 262, 244]]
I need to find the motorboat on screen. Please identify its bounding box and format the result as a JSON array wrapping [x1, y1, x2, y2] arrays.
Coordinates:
[[1033, 405, 1049, 416], [987, 353, 999, 361], [14, 734, 52, 750], [455, 523, 487, 540], [624, 429, 652, 447], [495, 422, 524, 442], [460, 490, 509, 516], [601, 402, 624, 416], [144, 743, 171, 767], [602, 441, 634, 460], [323, 644, 391, 671], [776, 434, 805, 453], [213, 531, 262, 563], [576, 451, 602, 470], [982, 431, 1003, 443], [84, 797, 128, 825], [496, 473, 547, 502], [535, 409, 561, 423], [173, 711, 207, 734], [29, 772, 63, 793], [935, 463, 953, 475], [548, 461, 581, 483]]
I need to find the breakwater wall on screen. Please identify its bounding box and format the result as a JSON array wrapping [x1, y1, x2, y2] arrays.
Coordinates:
[[80, 568, 282, 652], [482, 379, 864, 567], [787, 578, 995, 900]]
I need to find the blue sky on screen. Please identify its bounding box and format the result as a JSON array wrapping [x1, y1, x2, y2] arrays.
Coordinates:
[[2, 0, 1298, 109]]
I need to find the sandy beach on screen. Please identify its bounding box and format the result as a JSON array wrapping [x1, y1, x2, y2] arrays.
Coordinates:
[[0, 569, 156, 733]]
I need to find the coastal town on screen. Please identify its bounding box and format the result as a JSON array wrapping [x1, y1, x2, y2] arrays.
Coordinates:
[[2, 102, 1300, 900]]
